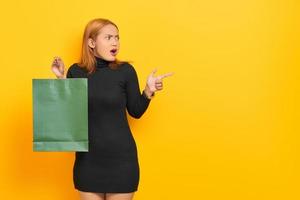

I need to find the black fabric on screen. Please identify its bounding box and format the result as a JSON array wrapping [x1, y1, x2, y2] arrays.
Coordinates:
[[66, 56, 151, 193]]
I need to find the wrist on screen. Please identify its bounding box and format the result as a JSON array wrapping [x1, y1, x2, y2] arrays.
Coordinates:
[[143, 86, 155, 99], [57, 74, 65, 79]]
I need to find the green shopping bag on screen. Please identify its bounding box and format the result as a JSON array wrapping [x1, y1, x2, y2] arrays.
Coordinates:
[[32, 78, 88, 152]]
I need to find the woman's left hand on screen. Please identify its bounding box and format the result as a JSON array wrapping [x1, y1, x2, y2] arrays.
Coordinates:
[[144, 68, 174, 98]]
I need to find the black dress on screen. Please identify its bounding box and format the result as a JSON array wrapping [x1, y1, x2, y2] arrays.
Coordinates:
[[66, 56, 151, 193]]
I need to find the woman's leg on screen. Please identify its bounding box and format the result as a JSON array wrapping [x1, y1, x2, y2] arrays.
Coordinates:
[[105, 192, 135, 200], [79, 191, 106, 200]]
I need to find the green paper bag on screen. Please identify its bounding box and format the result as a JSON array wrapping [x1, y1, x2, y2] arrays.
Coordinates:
[[32, 78, 88, 152]]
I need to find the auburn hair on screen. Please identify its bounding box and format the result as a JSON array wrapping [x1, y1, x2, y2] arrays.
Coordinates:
[[77, 18, 131, 74]]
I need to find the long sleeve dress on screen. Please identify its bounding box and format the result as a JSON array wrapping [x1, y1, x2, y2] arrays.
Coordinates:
[[66, 56, 151, 193]]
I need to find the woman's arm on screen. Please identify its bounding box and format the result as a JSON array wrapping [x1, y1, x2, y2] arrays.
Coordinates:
[[66, 67, 73, 78], [125, 64, 152, 119]]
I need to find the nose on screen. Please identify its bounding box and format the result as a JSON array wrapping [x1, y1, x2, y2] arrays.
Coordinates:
[[111, 37, 119, 45]]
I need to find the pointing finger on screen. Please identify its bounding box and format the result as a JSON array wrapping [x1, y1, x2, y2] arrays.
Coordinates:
[[158, 72, 174, 79]]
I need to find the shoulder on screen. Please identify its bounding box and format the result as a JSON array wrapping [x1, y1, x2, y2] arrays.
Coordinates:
[[120, 62, 137, 75], [67, 63, 88, 78], [119, 62, 140, 83], [68, 63, 86, 73]]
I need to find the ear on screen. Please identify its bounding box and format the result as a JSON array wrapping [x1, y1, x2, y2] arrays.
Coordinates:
[[88, 38, 96, 48]]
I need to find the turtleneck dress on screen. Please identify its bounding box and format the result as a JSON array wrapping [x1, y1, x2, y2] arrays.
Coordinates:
[[66, 56, 151, 193]]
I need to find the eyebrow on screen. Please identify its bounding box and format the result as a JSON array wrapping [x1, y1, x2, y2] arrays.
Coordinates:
[[105, 34, 119, 37]]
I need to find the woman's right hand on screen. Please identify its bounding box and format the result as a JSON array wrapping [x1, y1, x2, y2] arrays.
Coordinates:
[[51, 56, 65, 79]]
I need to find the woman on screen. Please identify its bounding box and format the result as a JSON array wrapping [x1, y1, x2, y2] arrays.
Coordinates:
[[51, 18, 173, 200]]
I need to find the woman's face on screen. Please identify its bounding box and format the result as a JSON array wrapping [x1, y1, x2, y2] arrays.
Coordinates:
[[89, 24, 120, 61]]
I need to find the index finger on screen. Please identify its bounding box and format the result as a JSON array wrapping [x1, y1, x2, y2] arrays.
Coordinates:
[[158, 72, 174, 79]]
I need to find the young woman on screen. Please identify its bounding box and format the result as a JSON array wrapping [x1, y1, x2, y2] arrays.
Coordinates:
[[51, 18, 173, 200]]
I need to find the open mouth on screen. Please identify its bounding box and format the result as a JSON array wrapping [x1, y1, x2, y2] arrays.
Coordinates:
[[110, 49, 118, 56]]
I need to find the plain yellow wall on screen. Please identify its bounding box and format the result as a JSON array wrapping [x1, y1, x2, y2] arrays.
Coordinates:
[[0, 0, 299, 199]]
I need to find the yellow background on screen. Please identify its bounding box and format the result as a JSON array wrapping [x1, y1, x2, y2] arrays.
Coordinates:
[[0, 0, 299, 199]]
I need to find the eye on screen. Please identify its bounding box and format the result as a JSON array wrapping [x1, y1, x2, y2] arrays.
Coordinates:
[[106, 35, 119, 40]]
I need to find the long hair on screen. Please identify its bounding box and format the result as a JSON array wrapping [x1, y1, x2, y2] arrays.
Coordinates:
[[78, 18, 131, 74]]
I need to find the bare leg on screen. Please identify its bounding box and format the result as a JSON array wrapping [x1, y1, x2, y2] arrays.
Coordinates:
[[79, 191, 106, 200], [106, 192, 135, 200]]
